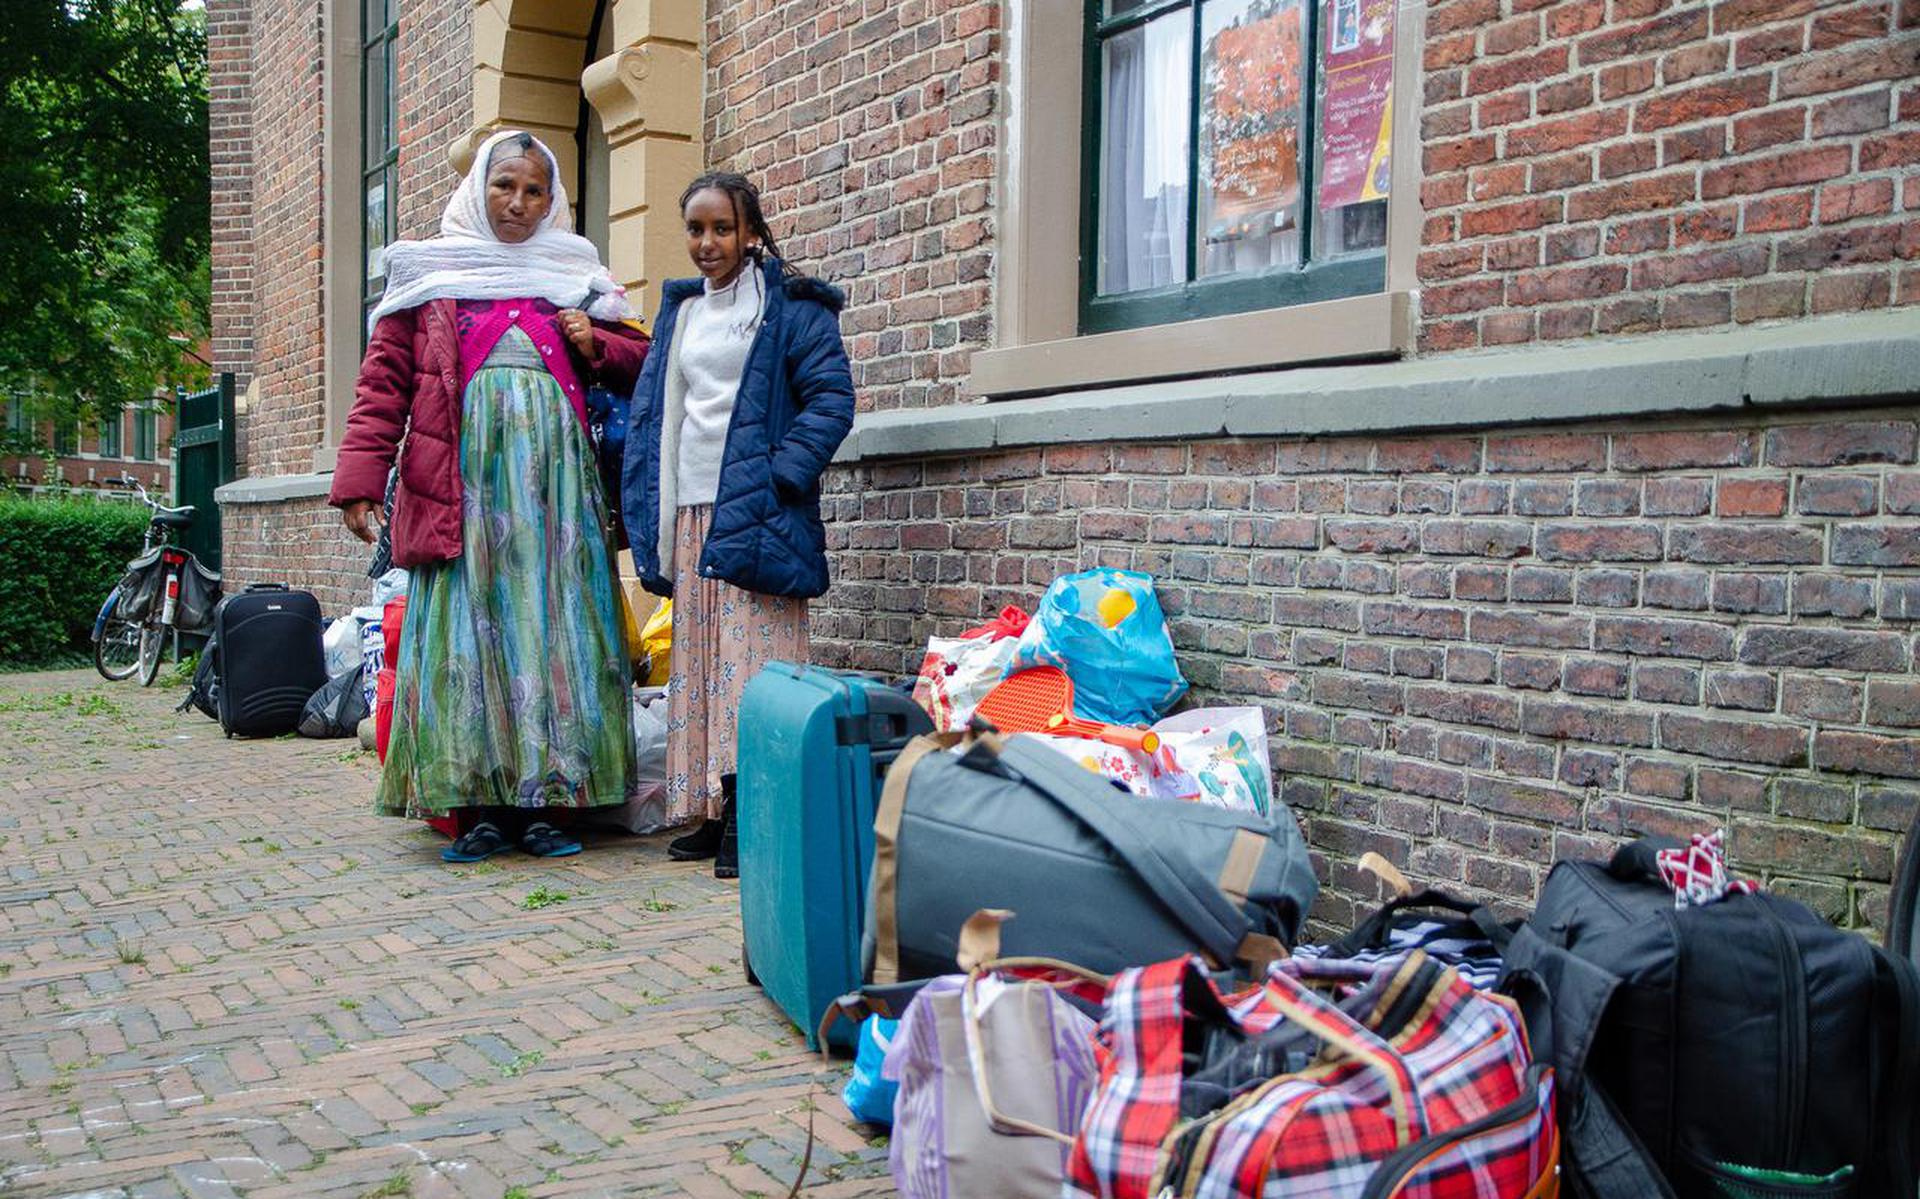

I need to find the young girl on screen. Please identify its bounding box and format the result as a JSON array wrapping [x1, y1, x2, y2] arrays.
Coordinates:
[[621, 172, 856, 878]]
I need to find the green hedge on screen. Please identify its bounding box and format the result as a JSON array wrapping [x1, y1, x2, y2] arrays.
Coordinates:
[[0, 496, 152, 665]]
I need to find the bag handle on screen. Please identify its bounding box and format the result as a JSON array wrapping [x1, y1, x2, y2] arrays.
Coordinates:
[[969, 734, 1258, 968], [1323, 888, 1493, 957], [1260, 959, 1425, 1147]]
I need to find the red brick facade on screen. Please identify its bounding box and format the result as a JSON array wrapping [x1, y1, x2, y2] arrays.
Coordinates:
[[703, 0, 1001, 413], [213, 0, 1919, 923], [1420, 0, 1920, 350]]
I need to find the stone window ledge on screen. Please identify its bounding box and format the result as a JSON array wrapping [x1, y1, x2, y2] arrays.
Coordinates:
[[838, 309, 1920, 465], [216, 472, 335, 505]]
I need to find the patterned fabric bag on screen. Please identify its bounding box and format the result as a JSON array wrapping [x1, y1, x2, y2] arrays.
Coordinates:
[[1066, 952, 1559, 1199]]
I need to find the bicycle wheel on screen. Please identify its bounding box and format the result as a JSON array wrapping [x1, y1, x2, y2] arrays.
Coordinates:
[[1888, 806, 1920, 967], [94, 614, 144, 681], [136, 623, 166, 687]]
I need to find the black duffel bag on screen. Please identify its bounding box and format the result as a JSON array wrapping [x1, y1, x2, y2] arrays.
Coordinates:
[[1501, 837, 1920, 1198]]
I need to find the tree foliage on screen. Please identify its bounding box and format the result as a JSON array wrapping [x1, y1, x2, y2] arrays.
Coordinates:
[[0, 0, 209, 442]]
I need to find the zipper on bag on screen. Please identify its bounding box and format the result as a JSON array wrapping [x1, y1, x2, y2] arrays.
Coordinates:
[[1760, 902, 1808, 1166]]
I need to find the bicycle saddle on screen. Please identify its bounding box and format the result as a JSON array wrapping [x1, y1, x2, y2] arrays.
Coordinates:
[[151, 506, 195, 528]]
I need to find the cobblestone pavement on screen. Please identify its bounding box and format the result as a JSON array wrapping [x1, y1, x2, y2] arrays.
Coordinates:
[[0, 670, 893, 1199]]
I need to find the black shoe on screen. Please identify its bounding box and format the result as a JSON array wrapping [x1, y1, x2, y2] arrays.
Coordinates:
[[713, 798, 738, 880], [667, 819, 722, 862]]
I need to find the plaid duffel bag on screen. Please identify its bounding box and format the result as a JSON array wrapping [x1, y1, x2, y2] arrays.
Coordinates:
[[1066, 951, 1559, 1199]]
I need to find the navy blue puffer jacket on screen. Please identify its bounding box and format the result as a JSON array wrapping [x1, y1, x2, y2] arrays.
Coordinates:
[[621, 258, 856, 599]]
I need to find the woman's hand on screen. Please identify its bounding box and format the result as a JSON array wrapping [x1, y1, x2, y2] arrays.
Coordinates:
[[557, 308, 596, 358], [342, 499, 386, 545]]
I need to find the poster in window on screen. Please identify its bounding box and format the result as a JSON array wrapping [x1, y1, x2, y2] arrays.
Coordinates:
[[365, 182, 387, 282], [1316, 0, 1394, 211], [1201, 0, 1304, 247]]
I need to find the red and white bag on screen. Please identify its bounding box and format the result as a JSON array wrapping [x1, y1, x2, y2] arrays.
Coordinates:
[[912, 607, 1030, 732]]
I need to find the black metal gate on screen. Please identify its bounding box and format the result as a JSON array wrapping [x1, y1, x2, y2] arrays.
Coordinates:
[[172, 373, 236, 570]]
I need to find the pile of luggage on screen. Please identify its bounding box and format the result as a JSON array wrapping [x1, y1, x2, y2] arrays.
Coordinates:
[[731, 567, 1920, 1199]]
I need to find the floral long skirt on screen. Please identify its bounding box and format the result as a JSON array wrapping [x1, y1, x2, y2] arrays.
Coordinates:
[[375, 357, 636, 818], [664, 504, 809, 824]]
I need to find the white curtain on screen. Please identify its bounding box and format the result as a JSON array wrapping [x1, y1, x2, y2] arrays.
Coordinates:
[[1099, 16, 1190, 295]]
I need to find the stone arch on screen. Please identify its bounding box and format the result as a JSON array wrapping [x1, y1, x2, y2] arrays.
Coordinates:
[[459, 0, 704, 320]]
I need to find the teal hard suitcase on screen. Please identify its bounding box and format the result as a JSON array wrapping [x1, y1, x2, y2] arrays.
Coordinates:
[[736, 662, 933, 1050]]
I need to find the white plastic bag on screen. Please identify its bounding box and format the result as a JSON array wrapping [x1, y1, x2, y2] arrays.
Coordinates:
[[913, 634, 1021, 732], [586, 693, 670, 834], [322, 615, 366, 679], [1151, 708, 1274, 817], [370, 567, 410, 607], [1024, 707, 1274, 817]]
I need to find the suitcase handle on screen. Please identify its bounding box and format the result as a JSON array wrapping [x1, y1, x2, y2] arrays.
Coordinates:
[[243, 582, 290, 593]]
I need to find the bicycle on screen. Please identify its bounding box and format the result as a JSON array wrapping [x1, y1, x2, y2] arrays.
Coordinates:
[[91, 476, 223, 686]]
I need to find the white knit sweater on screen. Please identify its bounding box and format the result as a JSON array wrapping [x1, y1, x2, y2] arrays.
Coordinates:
[[673, 272, 762, 507]]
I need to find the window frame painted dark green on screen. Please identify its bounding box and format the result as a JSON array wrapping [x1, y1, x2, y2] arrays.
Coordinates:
[[132, 405, 158, 462], [361, 0, 399, 342], [1079, 0, 1386, 336], [96, 412, 123, 459]]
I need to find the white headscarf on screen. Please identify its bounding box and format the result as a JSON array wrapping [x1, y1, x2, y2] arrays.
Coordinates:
[[368, 129, 635, 331]]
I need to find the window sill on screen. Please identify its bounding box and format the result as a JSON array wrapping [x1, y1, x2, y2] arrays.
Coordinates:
[[840, 308, 1920, 464], [971, 289, 1414, 400]]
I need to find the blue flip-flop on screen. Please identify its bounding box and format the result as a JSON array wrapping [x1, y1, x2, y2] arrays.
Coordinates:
[[521, 822, 581, 858], [442, 821, 512, 863]]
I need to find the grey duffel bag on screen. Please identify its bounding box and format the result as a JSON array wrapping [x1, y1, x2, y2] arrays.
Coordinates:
[[864, 730, 1318, 985]]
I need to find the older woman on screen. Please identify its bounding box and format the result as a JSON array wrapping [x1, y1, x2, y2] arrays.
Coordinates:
[[329, 129, 649, 861]]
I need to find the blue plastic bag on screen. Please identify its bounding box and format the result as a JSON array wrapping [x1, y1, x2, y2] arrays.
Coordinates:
[[1006, 568, 1188, 726], [840, 1016, 899, 1126]]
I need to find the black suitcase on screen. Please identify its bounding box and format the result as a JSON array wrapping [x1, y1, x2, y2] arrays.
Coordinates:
[[209, 583, 328, 737], [1501, 837, 1920, 1199]]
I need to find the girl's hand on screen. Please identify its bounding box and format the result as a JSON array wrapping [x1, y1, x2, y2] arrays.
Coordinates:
[[557, 308, 596, 358], [342, 499, 386, 545]]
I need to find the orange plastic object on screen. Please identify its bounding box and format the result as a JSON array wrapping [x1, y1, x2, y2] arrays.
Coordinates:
[[975, 667, 1161, 754]]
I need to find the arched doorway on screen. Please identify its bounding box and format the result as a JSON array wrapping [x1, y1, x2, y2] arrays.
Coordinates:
[[457, 0, 704, 321]]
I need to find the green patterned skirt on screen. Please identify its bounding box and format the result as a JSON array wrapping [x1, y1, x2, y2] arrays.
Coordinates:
[[376, 342, 635, 817]]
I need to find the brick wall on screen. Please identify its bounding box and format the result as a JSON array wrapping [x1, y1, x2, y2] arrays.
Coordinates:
[[244, 0, 325, 479], [812, 410, 1920, 932], [223, 499, 376, 614], [702, 0, 1001, 413], [393, 0, 470, 242], [1420, 0, 1920, 351], [207, 0, 254, 459]]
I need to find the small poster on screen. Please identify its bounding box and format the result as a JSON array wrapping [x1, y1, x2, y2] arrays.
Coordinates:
[[1202, 1, 1305, 232], [365, 182, 387, 282], [1317, 0, 1394, 211]]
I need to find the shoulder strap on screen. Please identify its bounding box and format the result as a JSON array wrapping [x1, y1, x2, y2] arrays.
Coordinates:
[[991, 735, 1256, 968]]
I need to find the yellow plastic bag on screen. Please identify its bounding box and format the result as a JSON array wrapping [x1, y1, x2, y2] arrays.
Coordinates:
[[638, 598, 673, 686]]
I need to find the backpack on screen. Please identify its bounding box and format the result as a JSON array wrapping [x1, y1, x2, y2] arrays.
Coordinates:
[[1500, 836, 1920, 1198], [297, 666, 370, 738], [177, 628, 220, 721]]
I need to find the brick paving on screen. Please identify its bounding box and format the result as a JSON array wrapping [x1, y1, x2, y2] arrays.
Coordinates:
[[0, 670, 893, 1199]]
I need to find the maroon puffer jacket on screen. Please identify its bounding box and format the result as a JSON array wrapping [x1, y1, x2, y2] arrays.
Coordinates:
[[327, 299, 648, 567]]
